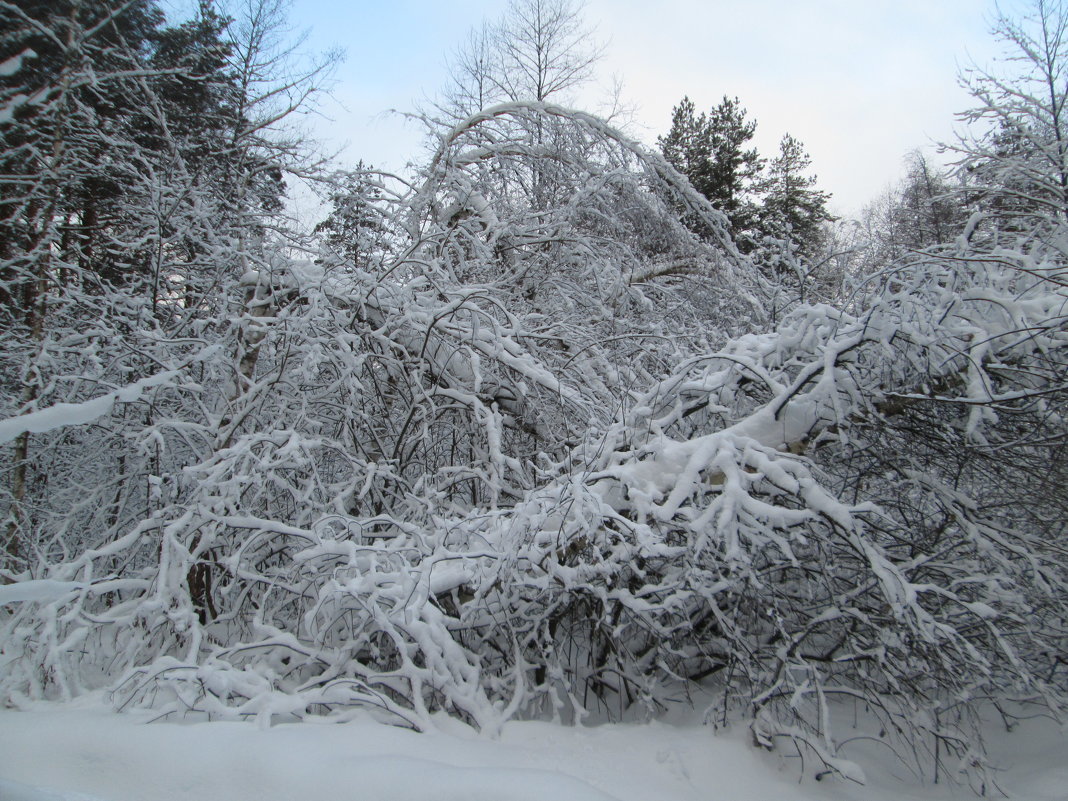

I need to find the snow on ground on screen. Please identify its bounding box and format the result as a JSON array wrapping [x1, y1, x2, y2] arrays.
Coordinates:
[[0, 697, 1065, 801]]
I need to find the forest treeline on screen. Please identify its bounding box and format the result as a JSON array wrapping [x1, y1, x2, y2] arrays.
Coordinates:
[[0, 0, 1065, 789]]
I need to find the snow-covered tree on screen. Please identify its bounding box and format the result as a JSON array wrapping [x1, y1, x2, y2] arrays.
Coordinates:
[[853, 152, 969, 283], [442, 0, 602, 118], [0, 0, 174, 566], [0, 0, 1064, 792], [955, 0, 1068, 245], [759, 133, 833, 258]]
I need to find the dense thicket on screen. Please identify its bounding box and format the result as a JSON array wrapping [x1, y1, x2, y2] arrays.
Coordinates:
[[0, 0, 1065, 790]]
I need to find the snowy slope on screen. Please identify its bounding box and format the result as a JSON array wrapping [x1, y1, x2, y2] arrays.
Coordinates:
[[0, 700, 1065, 801]]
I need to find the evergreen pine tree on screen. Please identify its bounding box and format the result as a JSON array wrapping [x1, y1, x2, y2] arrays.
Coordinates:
[[759, 133, 833, 257], [658, 95, 764, 240]]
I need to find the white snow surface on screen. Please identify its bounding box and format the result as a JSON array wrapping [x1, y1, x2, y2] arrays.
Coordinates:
[[0, 700, 1065, 801]]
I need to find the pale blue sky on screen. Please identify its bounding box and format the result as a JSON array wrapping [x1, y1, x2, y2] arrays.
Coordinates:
[[180, 0, 1016, 215]]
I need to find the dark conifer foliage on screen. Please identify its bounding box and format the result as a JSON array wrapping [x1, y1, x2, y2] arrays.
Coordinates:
[[759, 133, 833, 257], [659, 95, 765, 239]]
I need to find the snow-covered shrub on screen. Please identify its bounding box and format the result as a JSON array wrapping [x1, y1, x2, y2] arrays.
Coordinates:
[[0, 50, 1065, 790]]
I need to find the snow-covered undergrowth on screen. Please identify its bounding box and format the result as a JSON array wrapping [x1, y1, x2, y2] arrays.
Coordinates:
[[1, 100, 1066, 790]]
